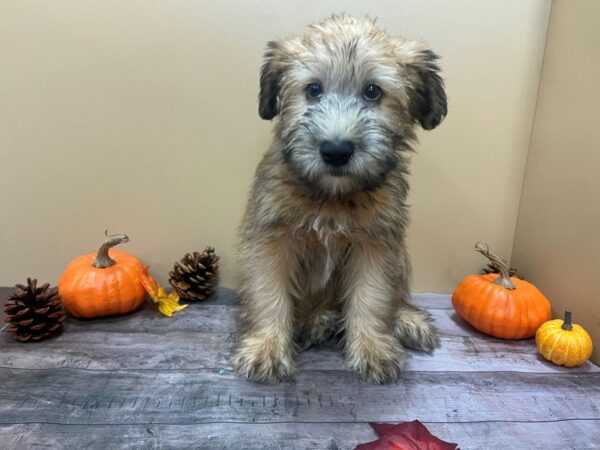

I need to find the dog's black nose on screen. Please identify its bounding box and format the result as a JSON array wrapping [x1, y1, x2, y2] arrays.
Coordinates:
[[319, 140, 355, 167]]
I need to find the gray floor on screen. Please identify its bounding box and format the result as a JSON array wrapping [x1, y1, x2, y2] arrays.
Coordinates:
[[1, 286, 599, 449]]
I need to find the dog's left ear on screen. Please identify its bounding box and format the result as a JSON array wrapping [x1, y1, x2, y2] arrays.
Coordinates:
[[406, 49, 447, 130], [258, 41, 283, 120]]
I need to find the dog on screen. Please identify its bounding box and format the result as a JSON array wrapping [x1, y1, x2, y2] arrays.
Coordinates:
[[232, 15, 447, 383]]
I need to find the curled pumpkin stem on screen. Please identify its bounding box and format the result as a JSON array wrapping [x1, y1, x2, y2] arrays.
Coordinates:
[[474, 241, 516, 290], [92, 230, 130, 269], [104, 229, 130, 239]]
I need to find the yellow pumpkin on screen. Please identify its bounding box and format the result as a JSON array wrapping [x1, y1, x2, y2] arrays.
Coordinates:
[[536, 310, 593, 367]]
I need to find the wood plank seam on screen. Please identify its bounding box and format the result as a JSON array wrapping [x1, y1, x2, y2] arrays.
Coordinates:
[[1, 419, 599, 426]]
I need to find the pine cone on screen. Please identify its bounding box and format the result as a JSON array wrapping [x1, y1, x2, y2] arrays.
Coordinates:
[[481, 263, 522, 279], [169, 247, 220, 302], [4, 278, 66, 342]]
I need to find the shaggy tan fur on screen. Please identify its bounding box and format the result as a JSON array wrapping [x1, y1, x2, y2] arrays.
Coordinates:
[[232, 15, 447, 383]]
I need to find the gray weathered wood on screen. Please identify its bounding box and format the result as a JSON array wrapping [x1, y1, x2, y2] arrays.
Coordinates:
[[56, 302, 512, 341], [62, 304, 240, 333], [411, 292, 453, 309], [72, 307, 482, 341], [3, 284, 597, 373], [2, 331, 598, 373], [2, 286, 600, 450], [1, 420, 599, 450], [57, 290, 455, 334], [0, 286, 237, 332], [1, 368, 600, 424]]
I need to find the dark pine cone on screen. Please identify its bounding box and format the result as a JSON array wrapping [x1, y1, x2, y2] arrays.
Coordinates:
[[481, 263, 522, 279], [169, 247, 220, 302], [4, 278, 66, 342]]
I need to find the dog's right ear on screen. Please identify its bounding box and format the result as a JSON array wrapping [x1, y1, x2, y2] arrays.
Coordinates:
[[405, 49, 447, 130], [259, 41, 283, 120]]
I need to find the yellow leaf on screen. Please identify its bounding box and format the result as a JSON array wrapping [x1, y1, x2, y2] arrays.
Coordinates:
[[158, 296, 188, 317], [140, 267, 187, 316]]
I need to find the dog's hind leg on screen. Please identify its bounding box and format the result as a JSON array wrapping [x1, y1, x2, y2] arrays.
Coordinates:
[[393, 303, 440, 353], [296, 308, 340, 350], [295, 273, 343, 350]]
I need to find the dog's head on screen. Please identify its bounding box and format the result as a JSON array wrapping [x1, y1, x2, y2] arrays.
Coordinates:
[[258, 15, 447, 196]]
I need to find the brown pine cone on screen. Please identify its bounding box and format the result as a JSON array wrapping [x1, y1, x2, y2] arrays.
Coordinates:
[[4, 278, 66, 342], [169, 247, 220, 302]]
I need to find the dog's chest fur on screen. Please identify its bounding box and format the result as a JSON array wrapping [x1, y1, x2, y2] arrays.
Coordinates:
[[289, 190, 403, 291], [296, 202, 354, 289], [245, 152, 409, 290]]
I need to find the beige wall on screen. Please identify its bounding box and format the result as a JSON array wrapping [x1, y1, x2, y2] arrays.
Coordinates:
[[0, 1, 551, 290], [512, 0, 600, 363]]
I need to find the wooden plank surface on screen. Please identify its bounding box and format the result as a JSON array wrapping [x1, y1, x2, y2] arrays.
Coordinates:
[[1, 286, 600, 450], [62, 306, 467, 336], [2, 420, 600, 450], [2, 331, 598, 373], [53, 293, 462, 334], [1, 368, 600, 424]]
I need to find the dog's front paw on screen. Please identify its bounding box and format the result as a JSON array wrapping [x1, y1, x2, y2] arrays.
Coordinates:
[[344, 335, 406, 384], [231, 333, 295, 383], [394, 307, 441, 353]]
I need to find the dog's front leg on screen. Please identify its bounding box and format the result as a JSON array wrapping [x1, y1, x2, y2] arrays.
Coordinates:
[[342, 242, 406, 383], [232, 237, 296, 383]]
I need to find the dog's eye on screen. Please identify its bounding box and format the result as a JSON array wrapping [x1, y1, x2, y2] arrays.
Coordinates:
[[306, 82, 322, 100], [363, 84, 382, 102]]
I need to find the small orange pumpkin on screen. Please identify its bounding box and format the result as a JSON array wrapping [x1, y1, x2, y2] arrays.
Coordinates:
[[536, 310, 593, 367], [452, 242, 551, 339], [58, 231, 146, 318]]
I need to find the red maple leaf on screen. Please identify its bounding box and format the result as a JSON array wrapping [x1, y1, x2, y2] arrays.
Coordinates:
[[355, 420, 459, 450]]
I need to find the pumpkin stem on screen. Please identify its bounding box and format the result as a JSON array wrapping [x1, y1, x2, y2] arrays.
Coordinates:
[[474, 241, 516, 290], [561, 310, 574, 331], [91, 230, 130, 268]]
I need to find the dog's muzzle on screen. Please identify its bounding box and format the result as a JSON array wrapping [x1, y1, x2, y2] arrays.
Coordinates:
[[319, 139, 355, 167]]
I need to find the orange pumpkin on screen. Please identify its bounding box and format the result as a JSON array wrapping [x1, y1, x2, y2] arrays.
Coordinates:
[[58, 231, 146, 318], [452, 242, 551, 339]]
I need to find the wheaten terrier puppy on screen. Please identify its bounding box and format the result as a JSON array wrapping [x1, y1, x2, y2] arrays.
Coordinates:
[[232, 15, 446, 383]]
